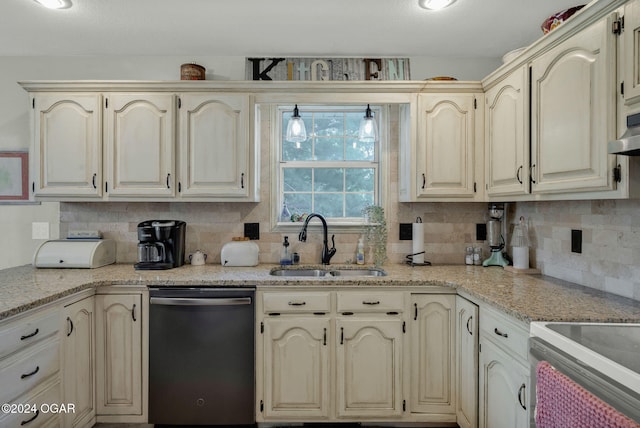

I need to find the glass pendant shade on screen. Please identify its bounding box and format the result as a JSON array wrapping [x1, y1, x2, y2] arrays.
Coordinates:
[[358, 104, 378, 143], [418, 0, 456, 10], [286, 105, 307, 143]]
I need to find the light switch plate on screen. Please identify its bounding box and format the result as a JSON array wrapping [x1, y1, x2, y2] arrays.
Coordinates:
[[32, 222, 50, 240]]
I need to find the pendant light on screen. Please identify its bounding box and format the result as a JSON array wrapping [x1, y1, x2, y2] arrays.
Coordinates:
[[358, 104, 378, 143], [286, 105, 307, 144]]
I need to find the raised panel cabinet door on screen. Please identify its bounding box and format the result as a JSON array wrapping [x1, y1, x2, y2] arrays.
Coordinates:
[[456, 296, 478, 428], [262, 317, 330, 419], [179, 94, 251, 198], [95, 293, 142, 416], [336, 318, 403, 418], [530, 14, 617, 194], [417, 93, 476, 198], [485, 65, 529, 197], [410, 294, 456, 416], [624, 0, 640, 103], [478, 340, 529, 428], [32, 93, 102, 198], [63, 296, 96, 428], [104, 94, 175, 197]]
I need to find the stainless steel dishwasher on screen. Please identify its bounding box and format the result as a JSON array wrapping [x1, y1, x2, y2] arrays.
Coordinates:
[[149, 287, 255, 426]]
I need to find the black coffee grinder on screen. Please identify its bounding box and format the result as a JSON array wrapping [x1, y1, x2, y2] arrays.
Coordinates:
[[134, 220, 186, 270]]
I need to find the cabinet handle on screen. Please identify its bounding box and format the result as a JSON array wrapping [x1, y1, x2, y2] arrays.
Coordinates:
[[362, 300, 380, 305], [166, 173, 171, 189], [132, 303, 137, 322], [92, 173, 97, 189], [20, 366, 40, 379], [466, 316, 473, 335], [67, 317, 74, 337], [323, 328, 327, 346], [340, 327, 344, 345], [529, 164, 536, 184], [241, 172, 245, 189], [494, 327, 508, 338], [518, 383, 527, 410], [421, 173, 426, 189], [516, 166, 522, 184], [20, 410, 39, 426], [414, 302, 417, 320], [20, 328, 39, 341], [288, 301, 306, 306]]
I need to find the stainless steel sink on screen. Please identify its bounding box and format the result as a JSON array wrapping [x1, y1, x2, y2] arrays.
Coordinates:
[[269, 267, 386, 277]]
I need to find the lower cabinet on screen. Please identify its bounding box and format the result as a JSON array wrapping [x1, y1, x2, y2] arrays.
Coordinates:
[[95, 289, 147, 423], [456, 295, 479, 428], [62, 295, 96, 428]]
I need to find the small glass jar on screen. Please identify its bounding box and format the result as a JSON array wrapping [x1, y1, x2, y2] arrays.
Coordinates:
[[465, 246, 474, 265], [473, 247, 483, 266]]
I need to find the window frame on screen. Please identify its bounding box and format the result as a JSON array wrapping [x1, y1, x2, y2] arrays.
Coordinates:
[[270, 103, 390, 233]]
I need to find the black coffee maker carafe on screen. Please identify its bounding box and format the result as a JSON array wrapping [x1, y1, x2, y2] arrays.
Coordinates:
[[134, 220, 186, 270]]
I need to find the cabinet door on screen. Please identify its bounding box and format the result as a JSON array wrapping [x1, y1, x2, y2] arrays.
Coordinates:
[[95, 293, 142, 416], [336, 318, 403, 418], [417, 94, 477, 198], [32, 93, 102, 198], [104, 94, 175, 197], [479, 340, 529, 428], [485, 65, 529, 197], [262, 317, 330, 419], [410, 294, 455, 416], [62, 296, 95, 428], [531, 14, 617, 193], [178, 94, 251, 199], [624, 1, 640, 103], [456, 296, 478, 428]]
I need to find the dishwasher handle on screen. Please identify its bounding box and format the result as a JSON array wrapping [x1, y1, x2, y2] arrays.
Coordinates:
[[150, 297, 252, 306]]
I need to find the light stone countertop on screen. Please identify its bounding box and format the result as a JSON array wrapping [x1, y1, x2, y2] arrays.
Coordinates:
[[1, 263, 639, 324]]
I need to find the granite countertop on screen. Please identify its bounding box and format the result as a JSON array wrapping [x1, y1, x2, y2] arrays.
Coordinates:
[[1, 263, 639, 324]]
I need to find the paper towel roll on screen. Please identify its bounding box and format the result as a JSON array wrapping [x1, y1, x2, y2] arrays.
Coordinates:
[[412, 222, 425, 264]]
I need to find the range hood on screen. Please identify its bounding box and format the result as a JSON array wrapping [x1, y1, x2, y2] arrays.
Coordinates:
[[609, 112, 640, 156]]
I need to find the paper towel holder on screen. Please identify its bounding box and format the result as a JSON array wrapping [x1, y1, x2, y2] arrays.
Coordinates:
[[406, 217, 431, 267]]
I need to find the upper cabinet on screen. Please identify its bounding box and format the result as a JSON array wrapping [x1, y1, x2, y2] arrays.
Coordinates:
[[530, 13, 618, 194], [485, 65, 529, 197], [623, 0, 640, 105], [32, 94, 103, 198]]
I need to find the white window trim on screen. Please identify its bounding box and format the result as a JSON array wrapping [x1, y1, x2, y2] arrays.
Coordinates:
[[269, 103, 390, 234]]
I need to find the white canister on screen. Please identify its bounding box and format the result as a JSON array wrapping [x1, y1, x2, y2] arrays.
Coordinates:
[[512, 246, 529, 269]]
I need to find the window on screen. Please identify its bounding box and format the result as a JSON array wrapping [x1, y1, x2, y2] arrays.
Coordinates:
[[275, 105, 384, 228]]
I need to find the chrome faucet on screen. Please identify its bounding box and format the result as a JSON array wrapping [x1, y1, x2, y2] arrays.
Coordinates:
[[298, 213, 337, 265]]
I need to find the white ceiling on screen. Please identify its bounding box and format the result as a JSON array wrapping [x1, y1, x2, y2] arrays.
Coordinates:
[[1, 0, 585, 59]]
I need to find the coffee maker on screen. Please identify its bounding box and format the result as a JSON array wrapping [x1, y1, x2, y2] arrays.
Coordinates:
[[134, 220, 186, 270]]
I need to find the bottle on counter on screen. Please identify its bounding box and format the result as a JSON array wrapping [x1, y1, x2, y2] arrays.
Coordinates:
[[280, 236, 292, 265], [465, 246, 474, 265], [356, 237, 365, 265], [473, 247, 483, 266]]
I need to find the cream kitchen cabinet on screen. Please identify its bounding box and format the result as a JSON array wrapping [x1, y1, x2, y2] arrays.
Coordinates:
[[412, 91, 483, 200], [530, 13, 618, 194], [484, 65, 529, 197], [178, 93, 254, 200], [95, 290, 147, 422], [456, 295, 478, 428], [104, 93, 176, 198], [410, 294, 455, 421], [31, 93, 103, 199], [62, 295, 96, 428], [623, 0, 640, 105]]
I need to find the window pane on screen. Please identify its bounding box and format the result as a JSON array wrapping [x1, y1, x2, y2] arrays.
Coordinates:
[[314, 112, 344, 137], [314, 193, 343, 217], [345, 112, 361, 136], [282, 140, 312, 161], [284, 168, 312, 192], [315, 137, 344, 161], [314, 168, 344, 192], [346, 168, 375, 192], [284, 193, 312, 217], [346, 138, 375, 161], [345, 193, 374, 217]]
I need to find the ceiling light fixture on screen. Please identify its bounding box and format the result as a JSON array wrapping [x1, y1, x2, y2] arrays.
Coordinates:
[[285, 105, 307, 145], [358, 105, 378, 143], [418, 0, 456, 11], [33, 0, 72, 9]]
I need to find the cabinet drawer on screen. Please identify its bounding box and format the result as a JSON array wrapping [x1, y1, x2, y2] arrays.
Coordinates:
[[0, 309, 60, 360], [263, 292, 331, 313], [480, 306, 529, 362], [0, 379, 62, 428], [0, 338, 60, 405], [336, 291, 405, 313]]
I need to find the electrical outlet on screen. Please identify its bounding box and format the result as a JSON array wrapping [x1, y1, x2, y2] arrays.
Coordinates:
[[399, 223, 413, 240], [244, 223, 260, 240], [571, 229, 582, 254], [32, 222, 50, 240], [476, 223, 487, 241]]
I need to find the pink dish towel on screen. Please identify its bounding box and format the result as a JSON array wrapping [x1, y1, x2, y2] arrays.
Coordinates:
[[535, 361, 640, 428]]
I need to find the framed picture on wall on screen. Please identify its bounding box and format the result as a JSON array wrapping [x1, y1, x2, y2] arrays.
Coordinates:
[[0, 151, 29, 201]]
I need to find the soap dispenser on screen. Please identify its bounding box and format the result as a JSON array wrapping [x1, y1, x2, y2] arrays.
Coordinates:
[[280, 236, 292, 266]]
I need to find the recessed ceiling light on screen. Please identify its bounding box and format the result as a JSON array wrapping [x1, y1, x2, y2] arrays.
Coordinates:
[[33, 0, 72, 9], [418, 0, 456, 11]]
